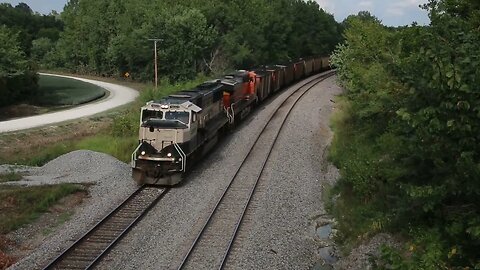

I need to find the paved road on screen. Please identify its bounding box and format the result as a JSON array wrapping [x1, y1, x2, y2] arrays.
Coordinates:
[[0, 73, 139, 133]]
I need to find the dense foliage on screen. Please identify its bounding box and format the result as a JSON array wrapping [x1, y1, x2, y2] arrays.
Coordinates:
[[0, 3, 63, 57], [330, 0, 480, 268], [0, 3, 63, 106], [49, 0, 341, 81]]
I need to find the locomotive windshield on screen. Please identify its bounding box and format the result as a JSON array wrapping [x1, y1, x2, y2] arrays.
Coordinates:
[[142, 109, 163, 122], [140, 110, 190, 129], [165, 111, 190, 125]]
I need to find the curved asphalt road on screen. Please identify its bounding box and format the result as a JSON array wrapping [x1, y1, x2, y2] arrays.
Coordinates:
[[0, 73, 139, 133]]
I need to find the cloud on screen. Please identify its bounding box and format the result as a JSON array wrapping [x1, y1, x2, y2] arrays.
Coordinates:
[[316, 0, 430, 26], [315, 0, 336, 14], [386, 0, 425, 16], [358, 1, 373, 9]]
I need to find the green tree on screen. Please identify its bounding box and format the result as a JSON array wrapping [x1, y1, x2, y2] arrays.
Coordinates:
[[31, 37, 54, 62], [0, 26, 38, 107], [0, 27, 27, 76]]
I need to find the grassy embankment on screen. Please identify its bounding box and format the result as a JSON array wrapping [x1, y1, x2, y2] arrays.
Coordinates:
[[0, 75, 106, 121], [36, 75, 106, 106], [0, 184, 85, 234], [0, 183, 86, 268]]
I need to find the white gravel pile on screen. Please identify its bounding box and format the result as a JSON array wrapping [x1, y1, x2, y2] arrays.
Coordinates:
[[8, 150, 137, 270], [7, 150, 128, 186]]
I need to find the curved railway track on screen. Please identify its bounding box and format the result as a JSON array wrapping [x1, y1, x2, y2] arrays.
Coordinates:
[[43, 185, 168, 270], [177, 70, 336, 269]]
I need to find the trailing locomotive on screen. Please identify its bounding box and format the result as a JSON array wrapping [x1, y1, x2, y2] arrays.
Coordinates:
[[131, 56, 330, 185]]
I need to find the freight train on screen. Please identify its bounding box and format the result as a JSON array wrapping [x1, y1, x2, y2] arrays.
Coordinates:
[[131, 56, 330, 185]]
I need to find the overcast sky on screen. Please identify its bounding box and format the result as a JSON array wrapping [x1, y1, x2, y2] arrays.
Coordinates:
[[0, 0, 430, 26]]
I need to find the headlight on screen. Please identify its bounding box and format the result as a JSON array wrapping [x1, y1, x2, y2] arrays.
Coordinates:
[[167, 153, 172, 157], [141, 151, 146, 155]]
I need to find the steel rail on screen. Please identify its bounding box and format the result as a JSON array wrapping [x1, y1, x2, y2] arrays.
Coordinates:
[[177, 70, 336, 270], [43, 185, 168, 270]]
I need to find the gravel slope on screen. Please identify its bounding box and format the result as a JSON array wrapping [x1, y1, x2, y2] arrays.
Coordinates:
[[0, 74, 138, 133]]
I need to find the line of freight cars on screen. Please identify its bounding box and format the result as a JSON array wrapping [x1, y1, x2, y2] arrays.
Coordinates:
[[131, 56, 330, 185]]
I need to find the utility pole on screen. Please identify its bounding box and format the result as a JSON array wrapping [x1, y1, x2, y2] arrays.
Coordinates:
[[148, 38, 163, 88]]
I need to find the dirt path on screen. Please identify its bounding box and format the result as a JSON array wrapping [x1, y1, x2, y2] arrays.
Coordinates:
[[0, 73, 139, 133]]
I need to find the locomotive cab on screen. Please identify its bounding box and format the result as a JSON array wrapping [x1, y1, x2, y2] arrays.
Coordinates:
[[132, 101, 201, 185]]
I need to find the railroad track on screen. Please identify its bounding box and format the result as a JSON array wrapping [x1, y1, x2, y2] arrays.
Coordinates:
[[43, 185, 168, 270], [177, 70, 336, 269]]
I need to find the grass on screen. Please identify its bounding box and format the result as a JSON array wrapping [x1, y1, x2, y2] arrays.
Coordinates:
[[0, 133, 137, 166], [76, 135, 138, 163], [325, 183, 389, 252], [37, 74, 106, 106], [325, 95, 389, 251], [0, 184, 85, 234], [0, 172, 22, 183], [39, 69, 149, 94]]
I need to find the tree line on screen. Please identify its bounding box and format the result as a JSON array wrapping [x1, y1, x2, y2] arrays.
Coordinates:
[[0, 0, 341, 108], [47, 0, 341, 81], [331, 0, 480, 268]]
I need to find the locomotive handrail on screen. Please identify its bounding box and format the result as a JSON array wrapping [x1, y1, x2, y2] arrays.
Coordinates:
[[174, 143, 187, 172], [224, 103, 236, 124], [131, 143, 142, 167], [229, 103, 235, 124]]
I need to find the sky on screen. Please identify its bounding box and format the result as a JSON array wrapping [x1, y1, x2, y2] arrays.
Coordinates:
[[0, 0, 430, 27], [316, 0, 430, 26]]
